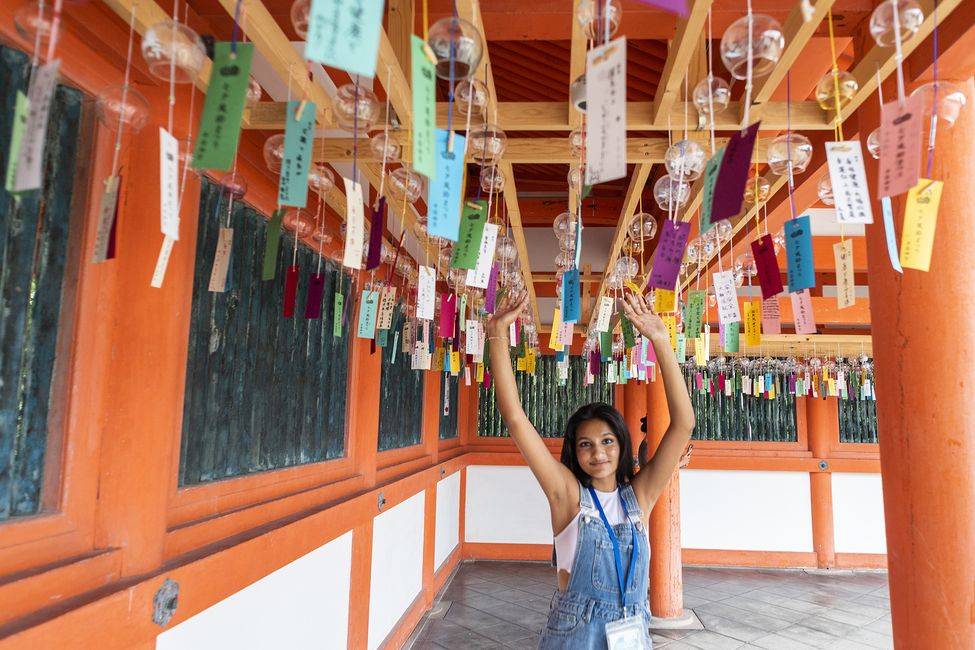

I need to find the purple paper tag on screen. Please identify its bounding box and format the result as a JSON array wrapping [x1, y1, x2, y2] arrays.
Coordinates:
[[485, 264, 500, 312], [439, 293, 456, 339], [304, 272, 326, 319], [589, 349, 600, 376], [633, 0, 688, 15], [283, 265, 300, 317], [751, 234, 784, 299], [648, 220, 691, 289], [366, 197, 385, 270], [711, 122, 761, 222]]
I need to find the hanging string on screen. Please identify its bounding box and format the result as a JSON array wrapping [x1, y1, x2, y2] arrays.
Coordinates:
[[378, 66, 393, 202], [742, 0, 754, 130], [44, 0, 65, 63], [892, 0, 906, 103], [175, 2, 197, 213], [786, 72, 797, 221], [352, 75, 360, 184], [167, 0, 180, 133], [826, 10, 845, 141], [31, 0, 45, 69], [445, 0, 459, 150], [111, 2, 139, 176], [230, 0, 244, 54], [707, 10, 716, 154], [925, 1, 939, 179]]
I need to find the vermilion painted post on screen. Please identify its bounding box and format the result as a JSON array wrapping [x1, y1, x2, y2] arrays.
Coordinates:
[[806, 397, 837, 569]]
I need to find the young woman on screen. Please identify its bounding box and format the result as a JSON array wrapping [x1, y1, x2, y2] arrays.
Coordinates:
[[487, 289, 695, 649]]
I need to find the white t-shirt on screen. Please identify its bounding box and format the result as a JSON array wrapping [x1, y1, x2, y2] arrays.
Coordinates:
[[553, 488, 648, 575]]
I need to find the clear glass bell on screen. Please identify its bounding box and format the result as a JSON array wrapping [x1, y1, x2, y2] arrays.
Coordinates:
[[866, 128, 881, 159], [334, 83, 380, 133], [911, 80, 968, 127], [246, 76, 262, 105], [369, 132, 402, 162], [308, 165, 335, 193], [571, 74, 587, 113], [449, 267, 468, 290], [555, 250, 573, 271], [576, 0, 622, 40], [685, 238, 702, 264], [558, 230, 575, 252], [742, 171, 771, 206], [815, 70, 859, 111], [455, 78, 489, 116], [413, 218, 430, 240], [311, 223, 334, 244], [720, 14, 785, 80], [290, 0, 310, 39], [732, 267, 745, 287], [496, 233, 517, 262], [141, 21, 206, 83], [427, 17, 483, 80], [468, 124, 507, 164], [817, 175, 834, 206], [389, 167, 424, 203], [553, 211, 577, 237], [629, 213, 658, 243], [665, 139, 707, 182], [679, 262, 689, 277], [219, 171, 248, 199], [766, 132, 814, 176], [707, 287, 717, 308], [869, 0, 924, 47], [701, 237, 717, 258], [263, 134, 285, 174], [480, 165, 506, 193], [607, 271, 624, 291], [616, 255, 638, 279], [568, 166, 583, 191], [283, 209, 315, 237], [14, 1, 53, 43], [95, 85, 150, 132], [569, 126, 585, 158], [715, 220, 733, 241], [653, 175, 691, 211], [772, 231, 786, 255], [734, 252, 757, 278], [693, 75, 732, 118]]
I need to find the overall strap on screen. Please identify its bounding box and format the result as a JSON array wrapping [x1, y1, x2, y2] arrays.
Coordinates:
[[578, 480, 596, 513], [620, 483, 645, 527]]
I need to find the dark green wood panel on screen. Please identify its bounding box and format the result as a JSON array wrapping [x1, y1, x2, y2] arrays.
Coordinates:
[[178, 180, 352, 486], [839, 396, 878, 444], [0, 47, 84, 520], [439, 372, 459, 440], [478, 356, 614, 439], [377, 305, 425, 451], [683, 366, 798, 442]]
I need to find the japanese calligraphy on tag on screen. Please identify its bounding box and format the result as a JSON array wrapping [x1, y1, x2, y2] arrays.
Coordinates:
[[548, 308, 564, 351], [562, 268, 581, 322], [357, 290, 379, 339], [417, 265, 436, 320], [648, 220, 691, 289], [585, 37, 627, 185], [751, 233, 784, 298], [791, 288, 816, 334], [700, 148, 724, 233], [833, 239, 856, 309], [596, 296, 614, 332], [724, 321, 740, 353], [620, 312, 636, 349], [784, 215, 815, 292], [279, 100, 316, 207], [711, 121, 760, 222], [159, 128, 181, 240], [439, 293, 456, 338], [877, 94, 923, 199], [900, 179, 943, 271], [654, 288, 675, 313], [262, 208, 286, 280], [411, 35, 436, 179], [684, 290, 705, 338], [744, 300, 761, 347], [304, 0, 383, 78], [192, 42, 253, 171], [13, 60, 59, 192], [761, 297, 781, 334], [377, 287, 396, 329], [343, 177, 365, 269], [5, 91, 29, 194], [92, 176, 121, 264], [713, 270, 740, 324], [428, 129, 466, 241], [825, 141, 873, 224], [466, 223, 499, 288], [451, 200, 487, 269], [208, 227, 234, 292]]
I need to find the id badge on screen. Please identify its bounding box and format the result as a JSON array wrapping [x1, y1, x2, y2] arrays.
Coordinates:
[[605, 614, 650, 650]]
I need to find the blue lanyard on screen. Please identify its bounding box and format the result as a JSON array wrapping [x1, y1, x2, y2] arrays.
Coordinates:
[[588, 486, 639, 607]]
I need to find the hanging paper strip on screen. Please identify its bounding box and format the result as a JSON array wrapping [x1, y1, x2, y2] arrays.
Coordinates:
[[791, 288, 816, 334], [304, 0, 383, 78], [364, 197, 385, 270], [410, 34, 437, 179], [485, 264, 500, 312], [595, 296, 614, 333], [713, 270, 740, 324], [585, 37, 628, 185], [663, 315, 677, 349], [900, 179, 943, 272], [784, 215, 815, 292], [548, 308, 564, 351], [881, 197, 904, 273], [467, 223, 499, 288], [676, 333, 687, 362], [700, 148, 724, 233], [192, 42, 253, 171], [600, 331, 613, 361], [451, 200, 488, 269], [825, 141, 873, 224], [562, 268, 581, 322], [761, 297, 781, 334], [159, 128, 181, 240], [283, 265, 300, 317], [13, 61, 60, 193], [439, 293, 456, 339], [5, 91, 29, 195], [261, 208, 287, 280], [710, 121, 760, 222], [558, 320, 574, 348], [620, 312, 636, 349], [744, 300, 761, 347], [654, 288, 676, 314], [343, 177, 365, 269], [279, 100, 316, 207], [877, 94, 923, 199], [333, 287, 344, 336], [833, 239, 856, 309], [357, 290, 380, 339], [377, 287, 396, 329], [208, 227, 234, 292], [428, 129, 466, 241], [305, 272, 326, 318], [93, 176, 121, 264], [684, 290, 705, 338], [751, 234, 784, 299], [724, 321, 740, 353], [417, 265, 436, 320], [648, 220, 691, 289]]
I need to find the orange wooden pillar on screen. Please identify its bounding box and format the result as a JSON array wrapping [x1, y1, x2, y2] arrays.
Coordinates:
[[860, 77, 975, 648], [622, 379, 646, 459], [645, 374, 684, 620], [805, 397, 837, 569]]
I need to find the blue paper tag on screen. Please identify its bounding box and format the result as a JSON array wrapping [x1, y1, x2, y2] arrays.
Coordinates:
[[356, 290, 380, 339], [785, 215, 816, 292], [562, 268, 581, 323], [427, 129, 467, 241], [278, 100, 316, 207], [304, 0, 383, 78]]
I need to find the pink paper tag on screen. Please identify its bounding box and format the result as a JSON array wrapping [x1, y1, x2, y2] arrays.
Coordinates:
[[762, 297, 782, 334], [877, 94, 923, 199], [790, 289, 816, 334]]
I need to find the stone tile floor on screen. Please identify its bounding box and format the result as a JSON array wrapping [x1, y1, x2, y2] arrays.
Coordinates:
[[405, 561, 892, 650]]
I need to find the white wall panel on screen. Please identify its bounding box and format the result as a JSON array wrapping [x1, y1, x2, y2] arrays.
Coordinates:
[[680, 470, 814, 552], [156, 531, 353, 650], [832, 473, 888, 554], [368, 490, 425, 650], [435, 471, 461, 570], [465, 466, 552, 544]]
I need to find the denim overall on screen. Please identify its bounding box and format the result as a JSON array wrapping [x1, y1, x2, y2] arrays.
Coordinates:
[[538, 482, 652, 649]]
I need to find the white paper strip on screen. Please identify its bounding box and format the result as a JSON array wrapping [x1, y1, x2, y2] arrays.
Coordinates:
[[150, 236, 176, 288], [208, 227, 234, 292], [826, 141, 874, 224], [158, 128, 181, 240], [596, 296, 614, 332], [13, 60, 60, 192], [558, 320, 574, 347], [585, 37, 627, 185], [466, 222, 500, 288], [465, 319, 480, 354], [342, 177, 365, 269], [377, 286, 397, 329], [713, 271, 741, 324], [92, 176, 120, 263], [417, 264, 436, 320]]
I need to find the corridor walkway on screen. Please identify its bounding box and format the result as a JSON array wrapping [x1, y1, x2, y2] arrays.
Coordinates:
[[407, 562, 892, 650]]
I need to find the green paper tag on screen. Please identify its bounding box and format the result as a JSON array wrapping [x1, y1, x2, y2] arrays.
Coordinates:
[[619, 360, 628, 384], [701, 148, 725, 233], [262, 208, 286, 280], [684, 290, 706, 338], [333, 291, 344, 337], [459, 295, 467, 331], [600, 331, 613, 361], [376, 325, 389, 347], [411, 35, 437, 179], [5, 91, 29, 195], [278, 99, 316, 207], [725, 321, 740, 353], [676, 333, 686, 363], [450, 200, 488, 269], [357, 290, 380, 339], [581, 184, 593, 199], [620, 312, 636, 349], [192, 42, 254, 171]]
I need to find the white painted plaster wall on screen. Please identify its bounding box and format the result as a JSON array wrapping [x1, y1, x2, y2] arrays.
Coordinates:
[[435, 471, 461, 570], [832, 473, 888, 554], [368, 490, 425, 650], [465, 465, 552, 544], [156, 531, 353, 650], [679, 470, 814, 552]]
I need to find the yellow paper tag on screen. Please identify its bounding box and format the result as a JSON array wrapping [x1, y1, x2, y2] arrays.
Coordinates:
[[828, 377, 836, 396], [900, 179, 943, 272], [434, 347, 444, 372], [744, 300, 761, 347], [476, 362, 485, 383], [527, 349, 536, 374], [624, 279, 643, 294], [695, 337, 707, 366], [663, 315, 677, 349], [654, 288, 676, 313], [516, 356, 527, 371], [450, 351, 460, 374], [548, 307, 564, 351]]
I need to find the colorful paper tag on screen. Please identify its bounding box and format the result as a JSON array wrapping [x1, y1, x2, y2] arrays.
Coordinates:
[[899, 179, 943, 272], [877, 94, 923, 199], [411, 34, 437, 179], [713, 270, 741, 324], [428, 129, 466, 241], [562, 268, 581, 322], [159, 128, 181, 240], [192, 42, 253, 171], [279, 99, 316, 207], [451, 200, 488, 269], [724, 321, 740, 353], [711, 121, 760, 222], [785, 215, 815, 292], [467, 223, 499, 288], [744, 300, 761, 347], [684, 290, 705, 338], [751, 233, 784, 299], [5, 91, 29, 194], [762, 297, 781, 334], [342, 177, 365, 269], [791, 288, 817, 334], [648, 220, 691, 289], [585, 37, 628, 185], [304, 0, 383, 78], [208, 227, 234, 292], [262, 208, 286, 280], [825, 140, 873, 224], [417, 265, 436, 320], [834, 239, 856, 309], [654, 288, 675, 313], [13, 61, 59, 192], [700, 148, 724, 233], [596, 296, 614, 332]]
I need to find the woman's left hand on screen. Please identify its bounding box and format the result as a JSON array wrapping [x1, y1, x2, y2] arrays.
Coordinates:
[[621, 290, 669, 342]]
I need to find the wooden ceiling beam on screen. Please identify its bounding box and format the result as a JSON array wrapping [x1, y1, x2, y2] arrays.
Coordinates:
[[651, 0, 713, 126]]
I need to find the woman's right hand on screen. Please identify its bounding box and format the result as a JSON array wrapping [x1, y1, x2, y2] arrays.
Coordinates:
[[488, 290, 529, 336]]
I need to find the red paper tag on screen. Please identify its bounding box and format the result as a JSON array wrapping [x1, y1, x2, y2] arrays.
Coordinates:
[[283, 265, 300, 317]]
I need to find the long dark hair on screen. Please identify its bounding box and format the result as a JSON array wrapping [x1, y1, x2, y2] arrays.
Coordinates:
[[560, 402, 635, 488]]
